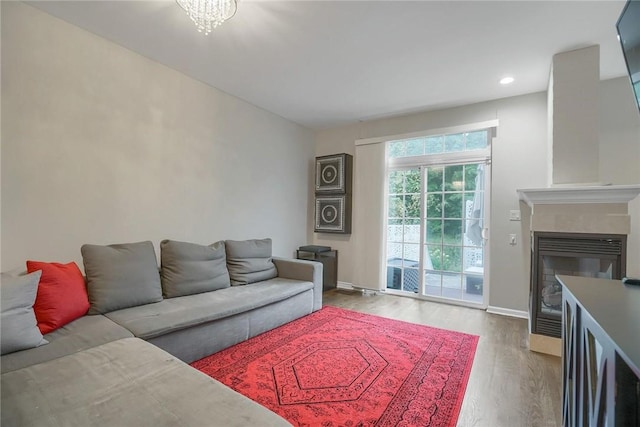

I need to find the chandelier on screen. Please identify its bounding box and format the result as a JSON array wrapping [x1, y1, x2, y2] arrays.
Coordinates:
[[176, 0, 238, 35]]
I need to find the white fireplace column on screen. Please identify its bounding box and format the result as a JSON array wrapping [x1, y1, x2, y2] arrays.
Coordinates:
[[547, 45, 600, 186]]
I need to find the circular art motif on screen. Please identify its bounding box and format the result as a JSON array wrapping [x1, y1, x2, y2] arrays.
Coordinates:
[[321, 205, 338, 223], [321, 165, 338, 184]]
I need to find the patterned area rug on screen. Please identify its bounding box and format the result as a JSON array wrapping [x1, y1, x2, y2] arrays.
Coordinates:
[[192, 306, 478, 427]]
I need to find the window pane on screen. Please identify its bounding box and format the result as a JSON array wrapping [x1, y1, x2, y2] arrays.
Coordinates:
[[425, 219, 442, 244], [405, 139, 424, 156], [387, 242, 403, 260], [387, 218, 403, 242], [404, 194, 421, 218], [425, 136, 443, 154], [444, 133, 464, 152], [425, 272, 442, 296], [404, 219, 421, 243], [425, 245, 442, 271], [388, 170, 404, 193], [463, 192, 475, 219], [426, 167, 443, 192], [386, 266, 401, 289], [443, 219, 462, 243], [426, 193, 442, 218], [388, 141, 405, 158], [464, 272, 484, 302], [442, 273, 463, 289], [405, 169, 421, 193], [442, 274, 463, 300], [403, 244, 420, 264], [403, 268, 420, 292], [466, 192, 483, 220], [388, 195, 404, 218], [444, 165, 464, 191], [443, 245, 462, 272], [465, 131, 488, 150], [464, 164, 480, 191], [464, 246, 483, 269], [444, 193, 463, 219]]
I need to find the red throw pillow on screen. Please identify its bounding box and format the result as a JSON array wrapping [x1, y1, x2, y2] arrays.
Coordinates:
[[26, 261, 90, 334]]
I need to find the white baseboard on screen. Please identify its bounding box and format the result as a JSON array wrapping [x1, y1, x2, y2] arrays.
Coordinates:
[[336, 282, 382, 295], [486, 306, 529, 319], [336, 281, 354, 290]]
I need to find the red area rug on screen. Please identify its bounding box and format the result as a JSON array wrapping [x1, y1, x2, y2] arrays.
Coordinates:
[[192, 306, 478, 427]]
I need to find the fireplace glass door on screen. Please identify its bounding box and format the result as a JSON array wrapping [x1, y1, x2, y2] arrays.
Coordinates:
[[540, 255, 615, 318], [531, 232, 625, 338]]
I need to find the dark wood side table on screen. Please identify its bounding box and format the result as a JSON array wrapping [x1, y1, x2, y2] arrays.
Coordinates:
[[296, 249, 338, 291]]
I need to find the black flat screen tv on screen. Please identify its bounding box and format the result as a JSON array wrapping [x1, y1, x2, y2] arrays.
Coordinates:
[[617, 0, 640, 114]]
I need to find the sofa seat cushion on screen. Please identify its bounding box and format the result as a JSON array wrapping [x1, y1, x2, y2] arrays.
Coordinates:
[[105, 278, 313, 340], [0, 314, 133, 374], [1, 337, 290, 427]]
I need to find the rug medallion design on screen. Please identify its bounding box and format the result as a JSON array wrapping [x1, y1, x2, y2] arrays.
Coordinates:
[[192, 306, 478, 426]]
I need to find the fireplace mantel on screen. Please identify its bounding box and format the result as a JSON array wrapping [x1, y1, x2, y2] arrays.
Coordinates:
[[517, 184, 640, 207]]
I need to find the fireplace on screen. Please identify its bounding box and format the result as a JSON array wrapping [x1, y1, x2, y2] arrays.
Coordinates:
[[517, 184, 640, 355], [530, 232, 626, 338]]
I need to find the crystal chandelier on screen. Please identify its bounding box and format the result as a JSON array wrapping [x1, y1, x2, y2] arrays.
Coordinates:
[[176, 0, 238, 35]]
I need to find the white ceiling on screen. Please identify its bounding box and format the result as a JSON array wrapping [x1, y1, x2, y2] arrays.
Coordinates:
[[28, 0, 630, 130]]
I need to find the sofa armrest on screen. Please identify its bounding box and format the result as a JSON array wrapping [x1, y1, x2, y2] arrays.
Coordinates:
[[272, 257, 323, 311]]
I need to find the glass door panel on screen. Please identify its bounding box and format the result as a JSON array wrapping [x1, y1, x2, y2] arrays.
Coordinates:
[[424, 163, 485, 304], [386, 168, 421, 293]]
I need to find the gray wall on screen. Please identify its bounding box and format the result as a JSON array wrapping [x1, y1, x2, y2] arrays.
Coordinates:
[[315, 78, 640, 313], [1, 2, 315, 270], [600, 77, 640, 277]]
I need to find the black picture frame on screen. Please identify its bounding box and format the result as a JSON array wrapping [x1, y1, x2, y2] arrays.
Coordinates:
[[314, 195, 352, 234], [315, 153, 352, 194]]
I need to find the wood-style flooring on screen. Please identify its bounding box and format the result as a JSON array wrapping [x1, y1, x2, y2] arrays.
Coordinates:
[[323, 289, 562, 427]]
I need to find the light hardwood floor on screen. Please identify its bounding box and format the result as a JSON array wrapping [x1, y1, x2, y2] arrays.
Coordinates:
[[323, 289, 562, 427]]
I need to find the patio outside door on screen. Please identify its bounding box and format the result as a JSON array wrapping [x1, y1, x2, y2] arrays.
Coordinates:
[[386, 161, 489, 307]]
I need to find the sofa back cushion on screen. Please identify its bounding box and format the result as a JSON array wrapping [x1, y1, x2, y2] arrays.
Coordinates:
[[26, 261, 90, 334], [1, 270, 48, 355], [81, 241, 163, 314], [225, 238, 278, 286], [160, 240, 231, 298]]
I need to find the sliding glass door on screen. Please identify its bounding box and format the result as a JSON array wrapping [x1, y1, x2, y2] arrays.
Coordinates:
[[384, 129, 491, 308]]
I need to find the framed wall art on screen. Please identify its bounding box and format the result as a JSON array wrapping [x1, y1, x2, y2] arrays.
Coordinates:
[[314, 195, 352, 234], [315, 153, 353, 194]]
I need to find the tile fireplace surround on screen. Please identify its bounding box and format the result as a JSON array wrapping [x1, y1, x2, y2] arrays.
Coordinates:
[[518, 184, 640, 356]]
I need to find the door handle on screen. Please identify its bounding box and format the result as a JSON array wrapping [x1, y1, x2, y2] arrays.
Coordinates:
[[481, 228, 489, 240]]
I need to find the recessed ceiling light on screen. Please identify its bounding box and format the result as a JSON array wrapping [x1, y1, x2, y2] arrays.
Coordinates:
[[500, 76, 515, 85]]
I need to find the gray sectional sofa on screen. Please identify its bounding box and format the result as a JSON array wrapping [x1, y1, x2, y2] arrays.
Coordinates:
[[1, 238, 323, 426]]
